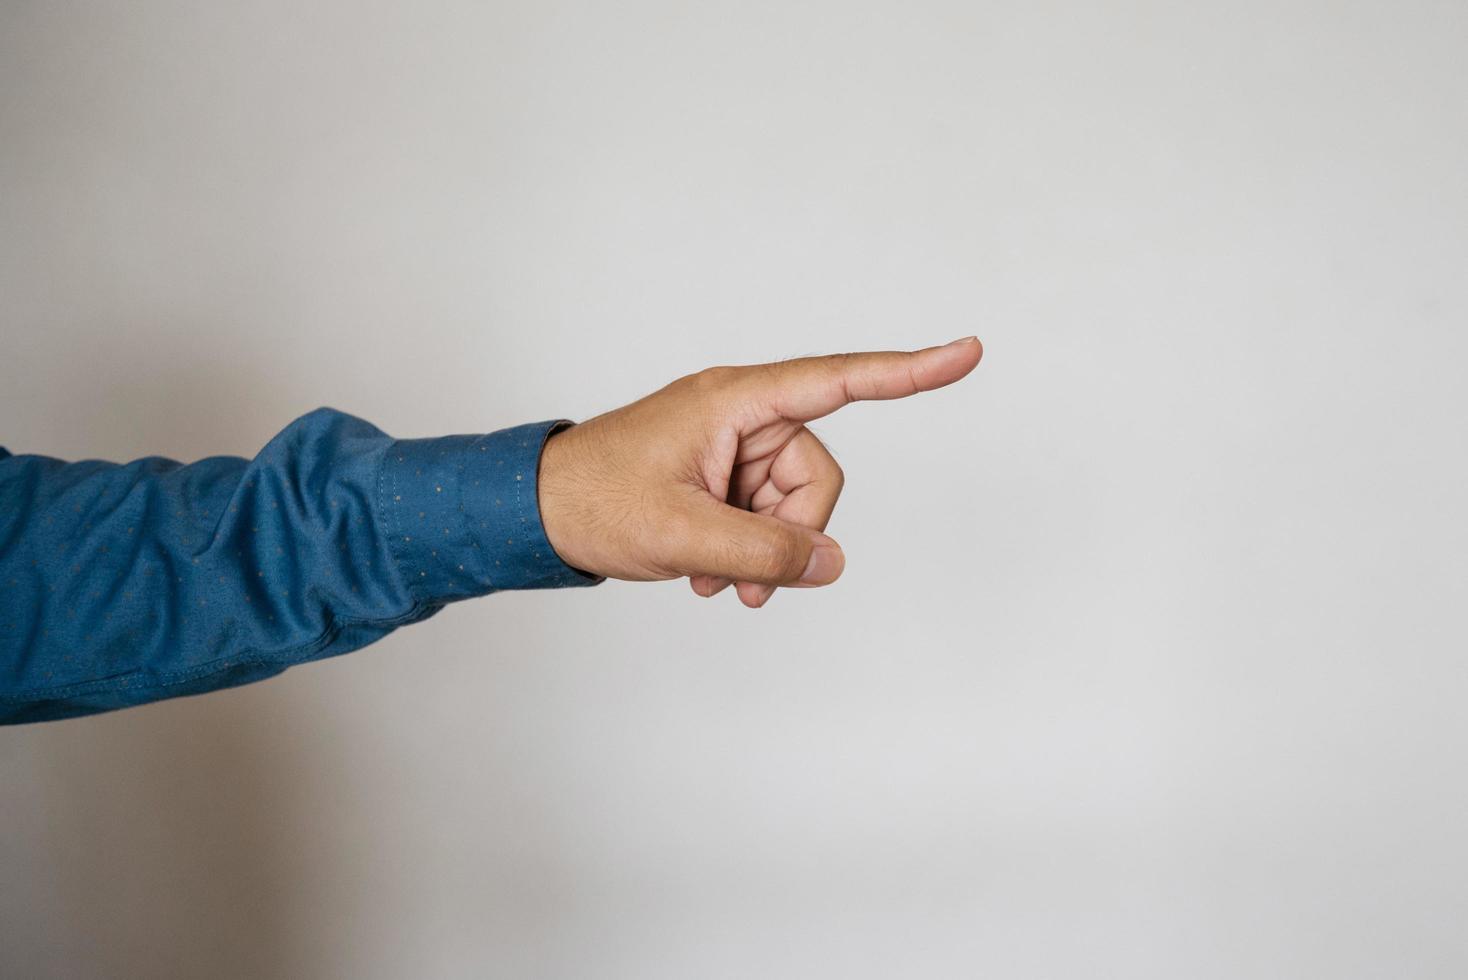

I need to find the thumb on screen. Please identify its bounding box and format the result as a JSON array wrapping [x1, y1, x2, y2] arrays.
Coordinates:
[[672, 498, 846, 587]]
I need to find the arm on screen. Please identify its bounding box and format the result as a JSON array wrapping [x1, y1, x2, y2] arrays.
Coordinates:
[[2, 337, 983, 725], [0, 408, 599, 724]]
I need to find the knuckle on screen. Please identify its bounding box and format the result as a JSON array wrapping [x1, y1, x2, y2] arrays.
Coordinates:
[[690, 365, 737, 391], [819, 353, 857, 402], [653, 493, 700, 555], [747, 532, 805, 581]]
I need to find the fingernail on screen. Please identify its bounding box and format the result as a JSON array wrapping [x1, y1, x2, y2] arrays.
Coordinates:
[[945, 335, 979, 347], [800, 539, 845, 586]]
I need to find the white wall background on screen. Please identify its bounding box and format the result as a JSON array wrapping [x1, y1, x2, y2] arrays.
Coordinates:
[[2, 2, 1465, 977]]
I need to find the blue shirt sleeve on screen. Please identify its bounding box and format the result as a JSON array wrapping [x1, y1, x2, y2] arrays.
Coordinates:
[[0, 407, 602, 724]]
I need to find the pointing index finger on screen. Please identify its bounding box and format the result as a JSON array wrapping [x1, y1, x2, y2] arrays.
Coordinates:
[[764, 336, 983, 422]]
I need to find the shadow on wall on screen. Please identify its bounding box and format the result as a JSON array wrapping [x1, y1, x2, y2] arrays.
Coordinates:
[[1, 333, 318, 980]]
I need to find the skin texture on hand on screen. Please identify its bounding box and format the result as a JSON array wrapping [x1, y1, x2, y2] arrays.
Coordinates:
[[536, 337, 983, 608]]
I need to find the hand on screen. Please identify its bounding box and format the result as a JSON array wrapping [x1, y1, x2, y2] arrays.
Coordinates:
[[536, 337, 983, 608]]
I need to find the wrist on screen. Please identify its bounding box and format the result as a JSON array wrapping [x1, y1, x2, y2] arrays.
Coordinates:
[[537, 423, 593, 576]]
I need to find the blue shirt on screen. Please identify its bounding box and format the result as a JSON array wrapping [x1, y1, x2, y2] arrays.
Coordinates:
[[0, 408, 602, 724]]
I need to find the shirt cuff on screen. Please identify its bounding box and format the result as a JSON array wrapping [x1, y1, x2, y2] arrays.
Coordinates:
[[380, 419, 604, 605]]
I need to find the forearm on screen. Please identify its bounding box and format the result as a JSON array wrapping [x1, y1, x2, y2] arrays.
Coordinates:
[[0, 408, 599, 724]]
